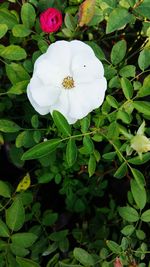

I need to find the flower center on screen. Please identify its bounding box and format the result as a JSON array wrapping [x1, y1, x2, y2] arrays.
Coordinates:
[[62, 76, 75, 89]]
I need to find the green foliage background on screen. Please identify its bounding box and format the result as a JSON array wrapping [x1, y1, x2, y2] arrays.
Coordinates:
[[0, 0, 150, 266]]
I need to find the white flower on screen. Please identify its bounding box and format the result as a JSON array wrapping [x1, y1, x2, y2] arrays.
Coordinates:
[[131, 135, 150, 154], [130, 121, 150, 157], [27, 40, 107, 124]]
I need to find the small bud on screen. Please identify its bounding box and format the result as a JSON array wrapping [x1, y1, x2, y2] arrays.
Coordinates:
[[131, 135, 150, 154], [130, 121, 150, 157], [114, 257, 123, 267]]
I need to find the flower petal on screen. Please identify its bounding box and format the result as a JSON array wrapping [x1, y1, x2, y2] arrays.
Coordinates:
[[49, 89, 77, 124], [69, 78, 107, 119], [49, 89, 69, 116], [46, 41, 71, 75], [34, 54, 65, 86], [27, 86, 49, 115], [72, 52, 104, 84], [70, 40, 94, 56], [28, 76, 61, 107]]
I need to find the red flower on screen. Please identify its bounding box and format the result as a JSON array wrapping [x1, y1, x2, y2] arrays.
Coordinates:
[[40, 8, 62, 33], [114, 257, 123, 267]]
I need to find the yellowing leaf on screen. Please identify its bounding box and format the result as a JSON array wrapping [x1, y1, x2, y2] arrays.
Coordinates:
[[78, 0, 96, 27], [16, 173, 31, 192]]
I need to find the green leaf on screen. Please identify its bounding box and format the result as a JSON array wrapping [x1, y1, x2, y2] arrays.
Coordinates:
[[117, 110, 131, 124], [5, 252, 17, 267], [127, 0, 136, 7], [106, 240, 121, 253], [131, 168, 145, 189], [131, 179, 146, 210], [59, 263, 82, 267], [6, 197, 25, 231], [0, 120, 21, 133], [128, 152, 150, 165], [42, 211, 58, 226], [85, 41, 105, 60], [73, 247, 95, 266], [106, 95, 119, 109], [136, 229, 146, 240], [59, 237, 69, 253], [80, 116, 90, 133], [0, 180, 11, 198], [102, 151, 116, 160], [37, 40, 48, 53], [121, 225, 135, 236], [135, 0, 150, 19], [66, 138, 77, 167], [21, 3, 36, 29], [107, 121, 119, 139], [137, 75, 150, 97], [0, 8, 18, 29], [119, 65, 136, 77], [88, 154, 96, 177], [11, 233, 37, 248], [46, 254, 59, 267], [118, 206, 139, 222], [16, 256, 40, 267], [21, 139, 61, 160], [141, 209, 150, 222], [6, 63, 30, 85], [133, 101, 150, 116], [49, 230, 68, 242], [80, 135, 94, 154], [10, 244, 29, 257], [0, 219, 10, 237], [121, 77, 133, 99], [62, 28, 73, 38], [106, 7, 133, 33], [111, 40, 127, 65], [16, 131, 32, 148], [8, 80, 29, 95], [53, 110, 71, 137], [138, 48, 150, 71], [88, 6, 103, 26], [0, 24, 8, 39], [114, 162, 127, 179], [38, 172, 53, 184], [64, 13, 76, 31], [0, 45, 27, 61], [109, 76, 120, 89], [31, 115, 39, 129], [12, 24, 31, 37]]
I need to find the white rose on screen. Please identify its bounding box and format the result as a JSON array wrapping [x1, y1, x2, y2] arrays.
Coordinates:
[[130, 121, 150, 157], [131, 135, 150, 154], [27, 40, 107, 124]]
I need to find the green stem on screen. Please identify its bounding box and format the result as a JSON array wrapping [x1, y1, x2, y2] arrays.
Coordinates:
[[131, 69, 150, 82]]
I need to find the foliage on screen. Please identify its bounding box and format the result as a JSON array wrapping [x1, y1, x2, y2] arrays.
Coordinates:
[[0, 0, 150, 266]]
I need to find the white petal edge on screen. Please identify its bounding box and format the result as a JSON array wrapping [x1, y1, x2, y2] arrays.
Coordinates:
[[70, 40, 95, 56], [28, 76, 61, 107], [27, 86, 50, 115], [46, 41, 72, 75]]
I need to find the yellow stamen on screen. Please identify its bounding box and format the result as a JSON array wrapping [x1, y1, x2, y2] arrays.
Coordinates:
[[62, 76, 75, 89]]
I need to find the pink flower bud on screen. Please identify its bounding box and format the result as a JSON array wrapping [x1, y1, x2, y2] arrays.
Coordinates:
[[114, 257, 123, 267], [40, 8, 62, 33]]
